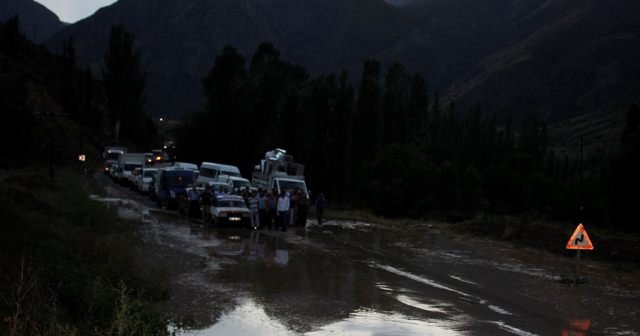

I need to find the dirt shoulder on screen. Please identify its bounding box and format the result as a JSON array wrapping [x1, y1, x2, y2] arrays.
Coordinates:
[[322, 208, 640, 276]]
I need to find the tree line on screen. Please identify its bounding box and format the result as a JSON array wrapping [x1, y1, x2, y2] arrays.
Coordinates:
[[3, 16, 638, 232], [0, 18, 156, 169], [178, 42, 640, 232]]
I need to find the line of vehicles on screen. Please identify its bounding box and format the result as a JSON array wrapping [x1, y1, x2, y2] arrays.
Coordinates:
[[102, 147, 309, 227]]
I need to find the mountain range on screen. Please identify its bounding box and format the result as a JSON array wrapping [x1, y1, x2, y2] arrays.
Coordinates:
[[17, 0, 640, 120], [1, 0, 66, 42]]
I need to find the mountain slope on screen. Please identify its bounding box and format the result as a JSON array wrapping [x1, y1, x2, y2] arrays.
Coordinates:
[[47, 0, 640, 121], [48, 0, 557, 118], [448, 0, 640, 122], [0, 0, 66, 42]]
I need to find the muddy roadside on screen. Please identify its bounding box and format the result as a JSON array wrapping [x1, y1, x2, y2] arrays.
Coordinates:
[[319, 208, 640, 285]]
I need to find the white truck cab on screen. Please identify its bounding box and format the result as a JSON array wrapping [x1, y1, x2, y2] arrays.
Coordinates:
[[252, 149, 308, 197], [117, 153, 146, 186]]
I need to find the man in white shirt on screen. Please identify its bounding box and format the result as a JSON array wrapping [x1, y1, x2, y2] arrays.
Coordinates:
[[277, 191, 290, 231]]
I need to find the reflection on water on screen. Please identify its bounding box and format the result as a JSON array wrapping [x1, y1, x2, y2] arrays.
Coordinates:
[[561, 319, 590, 336], [305, 309, 463, 336], [172, 298, 464, 336], [119, 197, 638, 336], [171, 299, 296, 336], [247, 231, 289, 266]]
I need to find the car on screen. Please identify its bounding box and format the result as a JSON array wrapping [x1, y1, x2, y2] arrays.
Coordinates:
[[206, 194, 251, 227], [136, 168, 158, 194], [151, 149, 168, 163], [144, 152, 154, 165]]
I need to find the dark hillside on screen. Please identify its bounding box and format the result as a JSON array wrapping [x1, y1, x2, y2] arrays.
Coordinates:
[[0, 18, 107, 168], [0, 0, 66, 42], [46, 0, 602, 119], [449, 0, 640, 122]]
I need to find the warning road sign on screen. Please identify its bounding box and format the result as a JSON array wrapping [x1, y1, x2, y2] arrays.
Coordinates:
[[566, 224, 594, 250]]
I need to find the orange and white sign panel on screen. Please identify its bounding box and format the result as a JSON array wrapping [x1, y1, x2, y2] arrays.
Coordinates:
[[566, 224, 594, 250]]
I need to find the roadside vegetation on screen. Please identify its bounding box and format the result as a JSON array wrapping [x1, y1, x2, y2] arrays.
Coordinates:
[[0, 168, 169, 336], [179, 41, 640, 236]]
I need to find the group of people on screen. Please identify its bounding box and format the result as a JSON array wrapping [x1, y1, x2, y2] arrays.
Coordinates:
[[186, 185, 327, 230], [248, 188, 310, 231]]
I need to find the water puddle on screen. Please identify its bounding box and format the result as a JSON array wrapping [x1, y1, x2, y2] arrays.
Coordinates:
[[395, 295, 449, 314], [480, 320, 539, 336], [170, 298, 296, 336], [94, 187, 639, 336], [305, 309, 463, 336], [373, 263, 473, 298]]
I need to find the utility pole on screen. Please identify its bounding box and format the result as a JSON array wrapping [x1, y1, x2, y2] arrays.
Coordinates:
[[577, 136, 584, 284], [49, 137, 54, 181]]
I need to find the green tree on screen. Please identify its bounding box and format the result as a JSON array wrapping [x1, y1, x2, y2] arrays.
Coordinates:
[[609, 104, 640, 231], [354, 60, 382, 162], [102, 25, 147, 145], [382, 63, 409, 145]]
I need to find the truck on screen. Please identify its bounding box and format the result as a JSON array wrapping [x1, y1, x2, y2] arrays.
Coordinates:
[[251, 148, 308, 197], [102, 146, 127, 175], [116, 153, 146, 186]]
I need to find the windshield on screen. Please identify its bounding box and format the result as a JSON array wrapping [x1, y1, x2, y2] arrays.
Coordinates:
[[144, 171, 156, 178], [167, 174, 194, 187], [106, 152, 120, 161], [217, 200, 247, 208], [277, 180, 307, 194]]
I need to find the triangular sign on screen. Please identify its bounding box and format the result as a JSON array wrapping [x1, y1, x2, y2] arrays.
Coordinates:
[[566, 224, 594, 250]]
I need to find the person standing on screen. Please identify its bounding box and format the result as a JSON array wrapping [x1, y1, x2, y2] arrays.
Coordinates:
[[266, 191, 276, 230], [248, 191, 259, 230], [187, 185, 201, 218], [200, 184, 214, 221], [289, 190, 298, 226], [277, 191, 290, 231], [297, 192, 309, 226], [315, 192, 326, 225], [257, 190, 267, 229]]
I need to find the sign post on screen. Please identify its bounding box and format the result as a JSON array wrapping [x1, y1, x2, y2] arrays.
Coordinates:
[[566, 223, 594, 284]]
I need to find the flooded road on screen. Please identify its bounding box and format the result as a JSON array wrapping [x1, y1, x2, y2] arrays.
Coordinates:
[[97, 180, 640, 336]]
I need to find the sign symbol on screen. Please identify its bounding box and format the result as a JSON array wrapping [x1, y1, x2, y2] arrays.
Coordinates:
[[566, 224, 594, 250]]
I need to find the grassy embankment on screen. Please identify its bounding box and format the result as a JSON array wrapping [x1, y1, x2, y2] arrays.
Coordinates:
[[0, 167, 169, 336], [321, 207, 640, 271]]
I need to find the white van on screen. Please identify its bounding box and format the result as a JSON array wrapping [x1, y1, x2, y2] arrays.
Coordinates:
[[172, 162, 199, 171], [197, 162, 242, 185], [220, 175, 255, 193]]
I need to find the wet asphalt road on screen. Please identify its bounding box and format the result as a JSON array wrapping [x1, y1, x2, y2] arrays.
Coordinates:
[[98, 175, 640, 336]]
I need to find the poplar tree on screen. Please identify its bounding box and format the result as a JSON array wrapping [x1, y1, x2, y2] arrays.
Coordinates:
[[103, 25, 146, 144]]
